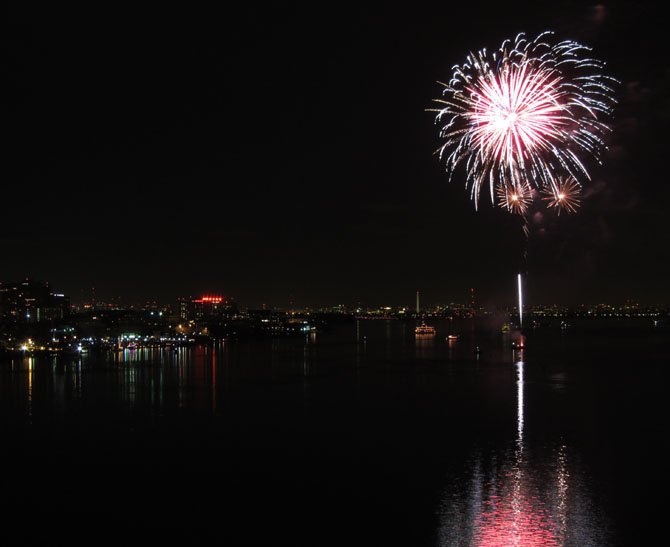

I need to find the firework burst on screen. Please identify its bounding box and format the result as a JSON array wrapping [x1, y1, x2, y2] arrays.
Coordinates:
[[542, 178, 581, 214], [496, 182, 533, 215], [431, 31, 616, 210]]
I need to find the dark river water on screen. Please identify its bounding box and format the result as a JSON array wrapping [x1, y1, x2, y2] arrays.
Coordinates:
[[1, 319, 667, 545]]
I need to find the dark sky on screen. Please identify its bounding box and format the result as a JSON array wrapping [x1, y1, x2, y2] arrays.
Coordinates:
[[5, 2, 670, 308]]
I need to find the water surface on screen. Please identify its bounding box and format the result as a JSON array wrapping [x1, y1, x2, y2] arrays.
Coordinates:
[[1, 319, 666, 545]]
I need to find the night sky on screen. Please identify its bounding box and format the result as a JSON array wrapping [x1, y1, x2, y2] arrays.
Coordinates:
[[5, 2, 669, 308]]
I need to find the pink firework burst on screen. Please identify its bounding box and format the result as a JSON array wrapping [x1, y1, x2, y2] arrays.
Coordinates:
[[431, 31, 616, 210], [468, 63, 565, 173]]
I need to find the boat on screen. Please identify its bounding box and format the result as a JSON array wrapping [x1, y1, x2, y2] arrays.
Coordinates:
[[447, 334, 458, 340], [415, 322, 436, 336]]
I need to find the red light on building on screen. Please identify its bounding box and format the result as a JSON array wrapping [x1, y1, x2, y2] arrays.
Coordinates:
[[194, 295, 224, 304]]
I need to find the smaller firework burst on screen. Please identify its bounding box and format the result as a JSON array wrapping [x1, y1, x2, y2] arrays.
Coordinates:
[[496, 182, 533, 215], [543, 178, 581, 214]]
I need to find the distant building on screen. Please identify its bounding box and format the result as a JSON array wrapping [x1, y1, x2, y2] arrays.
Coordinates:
[[247, 308, 277, 330], [178, 295, 238, 321], [0, 279, 70, 323], [247, 309, 311, 335]]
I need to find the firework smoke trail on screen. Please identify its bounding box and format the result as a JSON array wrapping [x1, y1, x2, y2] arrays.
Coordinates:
[[518, 273, 524, 329], [430, 31, 617, 211]]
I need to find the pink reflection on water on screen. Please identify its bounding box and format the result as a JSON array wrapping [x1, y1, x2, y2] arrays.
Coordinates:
[[473, 484, 561, 546], [471, 360, 564, 546]]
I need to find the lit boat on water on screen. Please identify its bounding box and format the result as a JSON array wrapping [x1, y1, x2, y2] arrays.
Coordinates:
[[415, 322, 436, 336], [447, 334, 458, 340]]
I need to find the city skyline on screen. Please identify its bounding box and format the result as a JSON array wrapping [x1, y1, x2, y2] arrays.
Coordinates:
[[2, 276, 667, 313]]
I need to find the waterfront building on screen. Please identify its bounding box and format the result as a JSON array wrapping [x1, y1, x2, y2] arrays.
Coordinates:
[[0, 279, 70, 323], [178, 295, 238, 321]]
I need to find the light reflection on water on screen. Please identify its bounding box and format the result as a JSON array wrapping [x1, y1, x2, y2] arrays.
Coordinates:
[[1, 345, 236, 423], [437, 355, 608, 546], [27, 357, 33, 423], [1, 318, 666, 544], [438, 443, 605, 546]]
